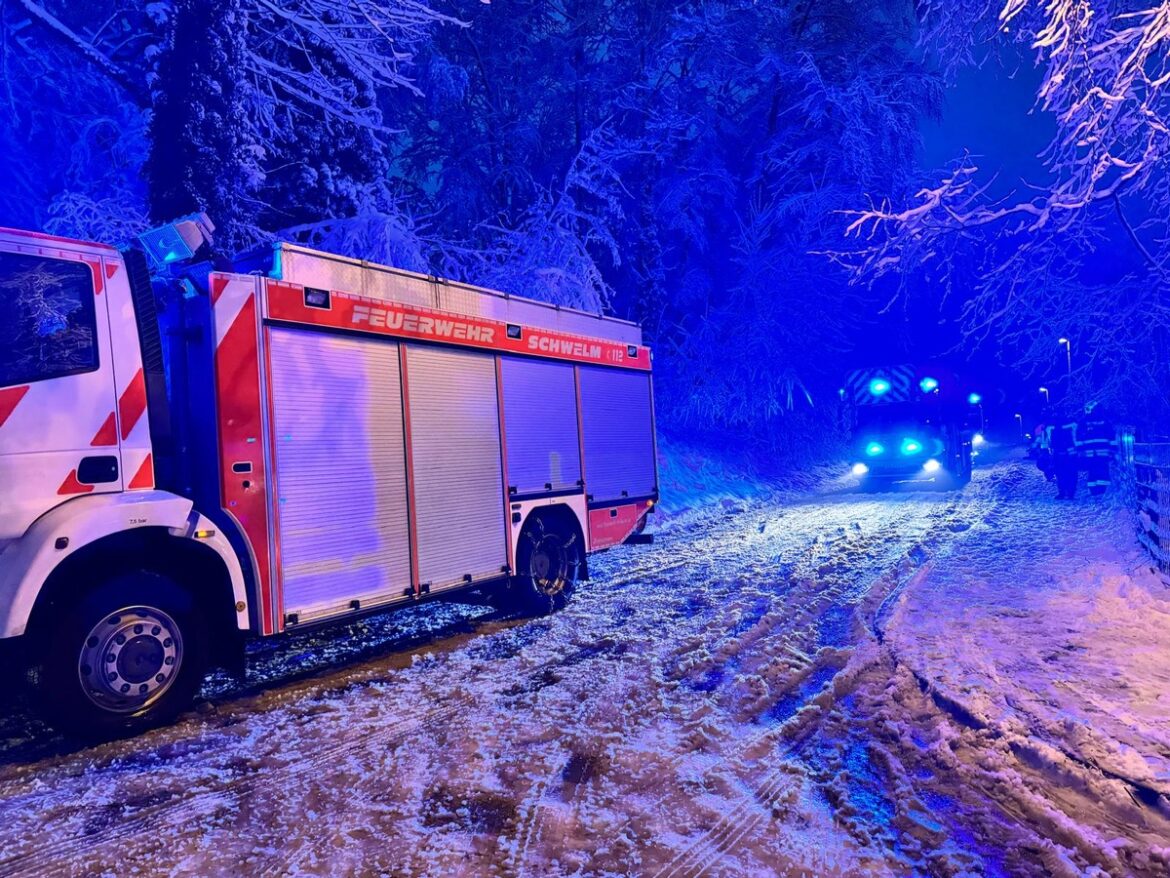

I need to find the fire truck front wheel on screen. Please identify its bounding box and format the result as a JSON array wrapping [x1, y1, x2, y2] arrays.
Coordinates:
[[33, 572, 207, 739], [507, 512, 583, 616]]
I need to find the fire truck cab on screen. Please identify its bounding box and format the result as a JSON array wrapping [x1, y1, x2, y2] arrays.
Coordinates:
[[0, 224, 658, 736]]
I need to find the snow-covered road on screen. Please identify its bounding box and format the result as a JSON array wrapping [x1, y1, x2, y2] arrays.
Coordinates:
[[1, 453, 1167, 877]]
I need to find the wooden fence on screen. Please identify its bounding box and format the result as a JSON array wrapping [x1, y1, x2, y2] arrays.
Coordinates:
[[1131, 441, 1170, 577]]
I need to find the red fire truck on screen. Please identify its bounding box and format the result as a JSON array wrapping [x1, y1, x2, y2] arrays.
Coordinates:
[[0, 220, 658, 736]]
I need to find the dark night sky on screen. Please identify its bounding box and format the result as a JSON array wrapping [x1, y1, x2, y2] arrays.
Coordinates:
[[919, 46, 1055, 199]]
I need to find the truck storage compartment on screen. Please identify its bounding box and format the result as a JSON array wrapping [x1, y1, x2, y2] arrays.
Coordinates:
[[500, 357, 581, 495], [268, 328, 412, 619], [405, 345, 507, 590], [578, 366, 656, 504]]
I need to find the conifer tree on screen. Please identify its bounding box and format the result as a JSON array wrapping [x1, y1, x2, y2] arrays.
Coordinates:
[[145, 0, 261, 254]]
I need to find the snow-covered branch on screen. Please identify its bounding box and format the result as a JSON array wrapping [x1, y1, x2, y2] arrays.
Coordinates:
[[848, 1, 1170, 280], [15, 0, 148, 104], [240, 0, 459, 131]]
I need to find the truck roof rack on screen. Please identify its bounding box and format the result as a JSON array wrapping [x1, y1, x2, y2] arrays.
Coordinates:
[[230, 242, 642, 347]]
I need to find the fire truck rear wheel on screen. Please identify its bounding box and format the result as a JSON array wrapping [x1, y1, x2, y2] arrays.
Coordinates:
[[35, 572, 207, 739], [509, 513, 583, 616]]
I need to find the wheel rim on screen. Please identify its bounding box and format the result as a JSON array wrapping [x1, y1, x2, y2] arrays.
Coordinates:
[[526, 523, 578, 598], [77, 606, 183, 715]]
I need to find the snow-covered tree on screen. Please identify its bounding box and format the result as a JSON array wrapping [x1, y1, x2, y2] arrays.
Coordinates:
[[639, 0, 934, 446], [3, 0, 937, 451], [0, 1, 151, 238], [2, 0, 447, 250], [147, 0, 262, 253]]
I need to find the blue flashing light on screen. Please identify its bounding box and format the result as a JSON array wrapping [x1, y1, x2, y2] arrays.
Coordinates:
[[900, 437, 923, 456], [137, 212, 215, 268], [968, 392, 983, 405], [869, 378, 891, 397], [865, 441, 885, 457], [919, 376, 939, 393]]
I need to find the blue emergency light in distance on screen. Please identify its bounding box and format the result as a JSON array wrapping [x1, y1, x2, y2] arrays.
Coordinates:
[[869, 378, 891, 397], [900, 438, 922, 456], [968, 392, 983, 405], [865, 441, 885, 457], [919, 376, 939, 393]]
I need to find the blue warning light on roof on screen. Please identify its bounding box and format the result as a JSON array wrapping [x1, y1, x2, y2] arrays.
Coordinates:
[[920, 376, 939, 393], [137, 212, 215, 268], [869, 378, 891, 397]]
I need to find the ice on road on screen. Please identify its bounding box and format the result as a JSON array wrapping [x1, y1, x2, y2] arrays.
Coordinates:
[[0, 453, 1167, 877]]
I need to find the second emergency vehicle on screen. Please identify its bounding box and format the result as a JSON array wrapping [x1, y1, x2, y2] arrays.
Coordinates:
[[845, 365, 981, 489]]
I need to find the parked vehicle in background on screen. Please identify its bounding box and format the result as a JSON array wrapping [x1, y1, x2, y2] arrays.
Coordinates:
[[0, 218, 658, 736], [845, 365, 981, 490]]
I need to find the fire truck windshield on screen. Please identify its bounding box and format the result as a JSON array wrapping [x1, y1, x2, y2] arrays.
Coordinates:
[[0, 251, 98, 388]]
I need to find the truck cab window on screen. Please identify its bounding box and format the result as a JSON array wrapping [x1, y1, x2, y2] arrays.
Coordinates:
[[0, 251, 98, 388]]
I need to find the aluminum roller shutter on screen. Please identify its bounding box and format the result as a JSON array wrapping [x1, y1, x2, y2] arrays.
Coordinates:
[[500, 357, 581, 495], [268, 328, 411, 618], [406, 346, 507, 589], [579, 366, 656, 504]]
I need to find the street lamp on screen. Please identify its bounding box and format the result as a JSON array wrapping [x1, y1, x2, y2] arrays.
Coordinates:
[[1014, 413, 1024, 436], [1058, 338, 1072, 375], [1039, 386, 1050, 404]]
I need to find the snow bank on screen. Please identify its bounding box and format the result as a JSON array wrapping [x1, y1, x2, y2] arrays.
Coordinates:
[[883, 462, 1170, 871]]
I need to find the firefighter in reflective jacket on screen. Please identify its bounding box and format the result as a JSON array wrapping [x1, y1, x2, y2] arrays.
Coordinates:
[[1052, 416, 1080, 499], [1078, 402, 1116, 497]]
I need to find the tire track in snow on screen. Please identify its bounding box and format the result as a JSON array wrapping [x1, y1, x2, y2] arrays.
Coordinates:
[[0, 498, 776, 875], [501, 494, 944, 878], [0, 697, 472, 877], [1, 540, 734, 877], [0, 466, 1006, 878], [649, 469, 1011, 878]]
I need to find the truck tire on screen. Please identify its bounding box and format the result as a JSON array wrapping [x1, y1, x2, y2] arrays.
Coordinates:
[[501, 512, 583, 616], [33, 571, 207, 739]]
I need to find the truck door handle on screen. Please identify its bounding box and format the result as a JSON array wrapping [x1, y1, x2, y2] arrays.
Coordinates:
[[78, 455, 119, 485]]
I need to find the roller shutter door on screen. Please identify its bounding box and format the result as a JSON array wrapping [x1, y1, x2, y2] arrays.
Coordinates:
[[500, 357, 581, 495], [268, 328, 411, 619], [406, 346, 507, 589], [579, 367, 656, 504]]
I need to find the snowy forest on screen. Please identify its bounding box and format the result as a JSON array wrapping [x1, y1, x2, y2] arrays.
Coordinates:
[[3, 0, 1169, 448]]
